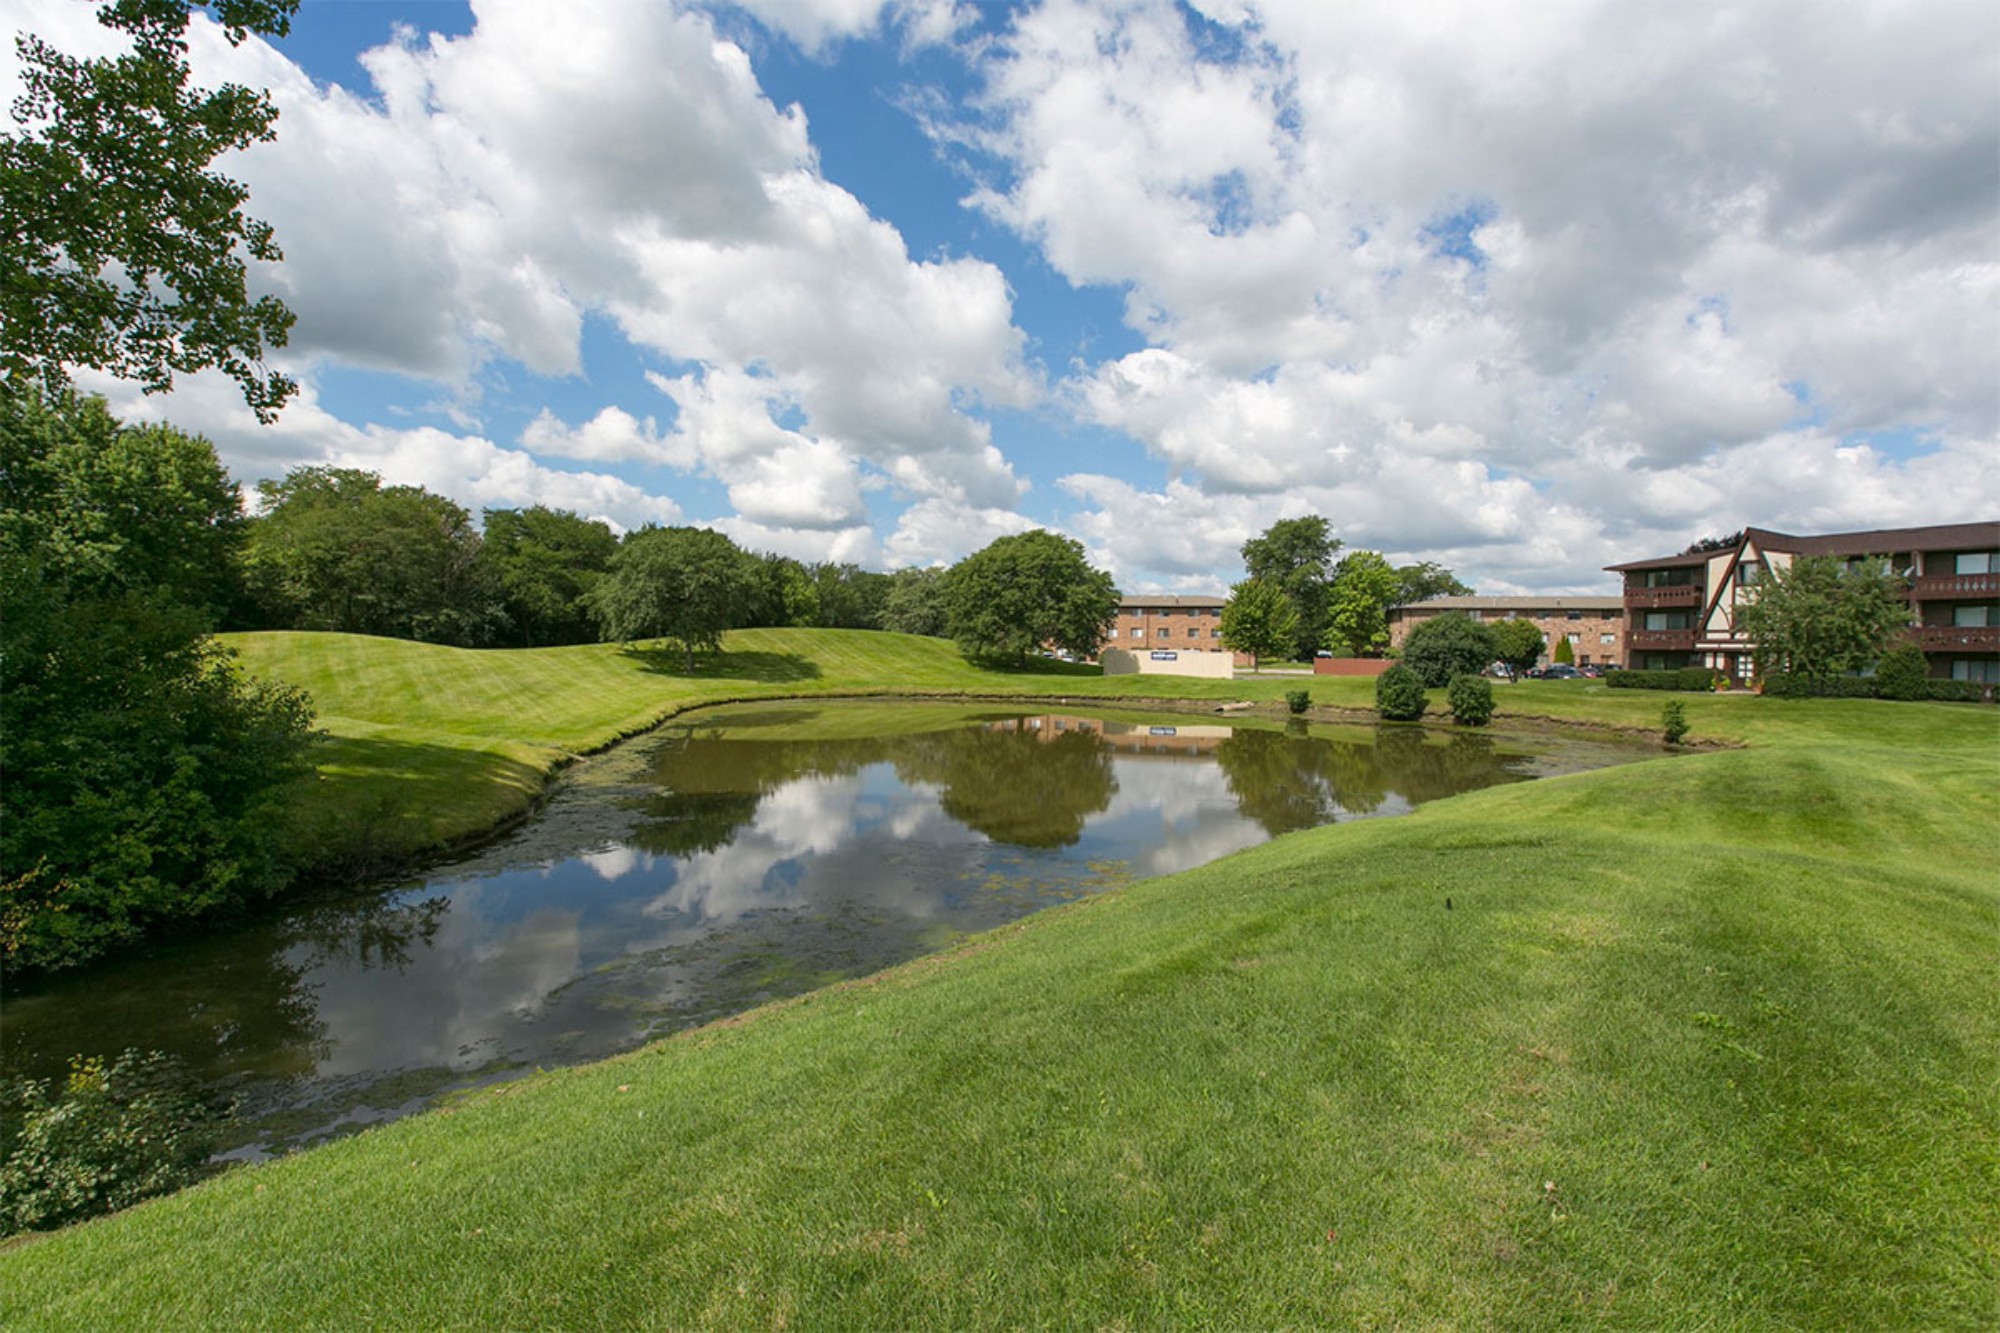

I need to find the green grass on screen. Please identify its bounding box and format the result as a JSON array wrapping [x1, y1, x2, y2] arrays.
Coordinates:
[[3, 632, 1993, 1327]]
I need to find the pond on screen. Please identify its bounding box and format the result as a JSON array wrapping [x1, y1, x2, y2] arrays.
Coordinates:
[[2, 702, 1651, 1155]]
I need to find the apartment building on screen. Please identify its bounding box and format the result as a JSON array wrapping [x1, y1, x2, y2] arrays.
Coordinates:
[[1606, 521, 2000, 683], [1385, 596, 1625, 667], [1102, 594, 1256, 667]]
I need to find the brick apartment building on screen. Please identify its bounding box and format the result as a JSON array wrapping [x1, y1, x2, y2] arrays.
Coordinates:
[[1606, 521, 2000, 683], [1108, 594, 1229, 650], [1385, 596, 1625, 668]]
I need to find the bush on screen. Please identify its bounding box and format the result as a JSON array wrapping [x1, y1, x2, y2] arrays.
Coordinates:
[[1446, 674, 1494, 725], [1606, 668, 1719, 692], [1376, 665, 1429, 721], [1927, 679, 1987, 703], [1873, 644, 1930, 701], [1553, 636, 1574, 665], [0, 1050, 228, 1234], [1662, 700, 1689, 745], [1285, 689, 1312, 715], [1400, 613, 1497, 688], [1760, 673, 1876, 699]]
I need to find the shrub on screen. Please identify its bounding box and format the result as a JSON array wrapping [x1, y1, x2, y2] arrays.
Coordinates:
[[1607, 668, 1720, 692], [1927, 679, 1986, 703], [1446, 674, 1494, 725], [1400, 613, 1497, 688], [1376, 665, 1428, 721], [1285, 689, 1312, 715], [1873, 644, 1929, 701], [1662, 700, 1690, 745], [0, 1049, 228, 1234], [1760, 673, 1877, 699], [1553, 636, 1574, 665]]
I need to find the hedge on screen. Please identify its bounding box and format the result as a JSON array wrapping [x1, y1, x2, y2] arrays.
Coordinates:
[[1605, 668, 1719, 692], [1759, 673, 1991, 702]]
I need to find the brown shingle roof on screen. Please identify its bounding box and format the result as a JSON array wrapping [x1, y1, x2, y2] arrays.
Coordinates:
[[1606, 521, 2000, 573]]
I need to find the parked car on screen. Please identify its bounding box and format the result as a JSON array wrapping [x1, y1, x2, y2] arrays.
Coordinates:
[[1529, 664, 1585, 680]]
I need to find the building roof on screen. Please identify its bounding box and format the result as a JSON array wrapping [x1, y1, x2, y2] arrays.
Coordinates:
[[1117, 594, 1227, 609], [1606, 521, 2000, 573], [1387, 595, 1622, 614]]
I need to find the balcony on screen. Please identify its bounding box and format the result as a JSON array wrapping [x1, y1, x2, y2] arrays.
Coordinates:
[[1624, 584, 1703, 609], [1911, 573, 2000, 600], [1628, 629, 1697, 651], [1905, 625, 2000, 653]]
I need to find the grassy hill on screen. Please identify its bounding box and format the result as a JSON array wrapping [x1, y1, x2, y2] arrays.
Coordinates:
[[3, 631, 1992, 1327]]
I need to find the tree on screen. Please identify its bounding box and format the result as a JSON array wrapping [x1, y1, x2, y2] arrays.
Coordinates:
[[1324, 550, 1400, 656], [0, 387, 243, 620], [479, 506, 616, 647], [939, 530, 1118, 666], [1393, 560, 1473, 605], [3, 0, 300, 420], [1401, 612, 1497, 688], [1, 386, 318, 972], [1736, 555, 1910, 688], [1241, 515, 1340, 660], [1218, 577, 1300, 670], [1553, 635, 1575, 665], [589, 526, 760, 671], [1873, 642, 1929, 701], [881, 566, 949, 638], [809, 562, 889, 630], [1490, 617, 1545, 681], [240, 467, 504, 645]]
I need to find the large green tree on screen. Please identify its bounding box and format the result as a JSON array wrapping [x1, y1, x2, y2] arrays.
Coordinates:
[[479, 506, 616, 647], [1489, 617, 1546, 681], [1400, 612, 1498, 688], [1324, 550, 1400, 656], [880, 566, 949, 638], [3, 0, 300, 420], [1393, 561, 1474, 606], [1, 386, 317, 973], [589, 526, 761, 671], [940, 530, 1118, 666], [1736, 555, 1910, 688], [1218, 577, 1300, 670], [241, 467, 503, 645], [1241, 515, 1340, 660]]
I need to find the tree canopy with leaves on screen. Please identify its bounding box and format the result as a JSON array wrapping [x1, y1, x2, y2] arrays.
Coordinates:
[[939, 530, 1118, 665], [1241, 515, 1340, 660], [1400, 612, 1498, 688], [479, 506, 617, 647], [2, 0, 300, 420], [1736, 554, 1910, 687], [589, 526, 760, 671], [1219, 577, 1300, 670], [1489, 616, 1546, 680], [1324, 550, 1400, 656]]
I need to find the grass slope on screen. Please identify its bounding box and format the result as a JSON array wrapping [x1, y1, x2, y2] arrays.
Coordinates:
[[3, 633, 1992, 1327]]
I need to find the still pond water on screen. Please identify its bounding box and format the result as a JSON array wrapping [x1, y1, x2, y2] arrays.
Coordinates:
[[4, 702, 1647, 1155]]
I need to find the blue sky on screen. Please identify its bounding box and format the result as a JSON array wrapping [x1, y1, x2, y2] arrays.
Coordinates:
[[14, 0, 1997, 592]]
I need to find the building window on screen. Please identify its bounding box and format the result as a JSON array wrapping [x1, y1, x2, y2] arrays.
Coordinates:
[[1186, 627, 1200, 638], [1566, 609, 1582, 620], [1645, 568, 1698, 587], [1210, 628, 1221, 639], [1953, 658, 1999, 684], [1736, 563, 1764, 586], [1600, 633, 1616, 645], [1644, 611, 1693, 631], [1156, 627, 1169, 637], [1954, 551, 2000, 575], [1129, 628, 1143, 639], [1953, 604, 1996, 627]]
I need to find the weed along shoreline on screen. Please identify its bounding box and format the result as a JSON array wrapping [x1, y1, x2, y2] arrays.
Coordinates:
[[3, 629, 1995, 1329]]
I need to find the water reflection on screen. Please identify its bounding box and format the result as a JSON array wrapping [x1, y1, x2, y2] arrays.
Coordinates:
[[3, 704, 1634, 1155]]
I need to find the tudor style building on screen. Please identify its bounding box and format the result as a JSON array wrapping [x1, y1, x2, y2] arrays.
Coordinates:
[[1606, 522, 2000, 684]]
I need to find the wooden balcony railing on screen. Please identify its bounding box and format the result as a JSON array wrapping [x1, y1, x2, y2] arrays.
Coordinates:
[[1624, 584, 1703, 608], [1910, 573, 2000, 600], [1904, 625, 2000, 652], [1627, 629, 1697, 651]]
